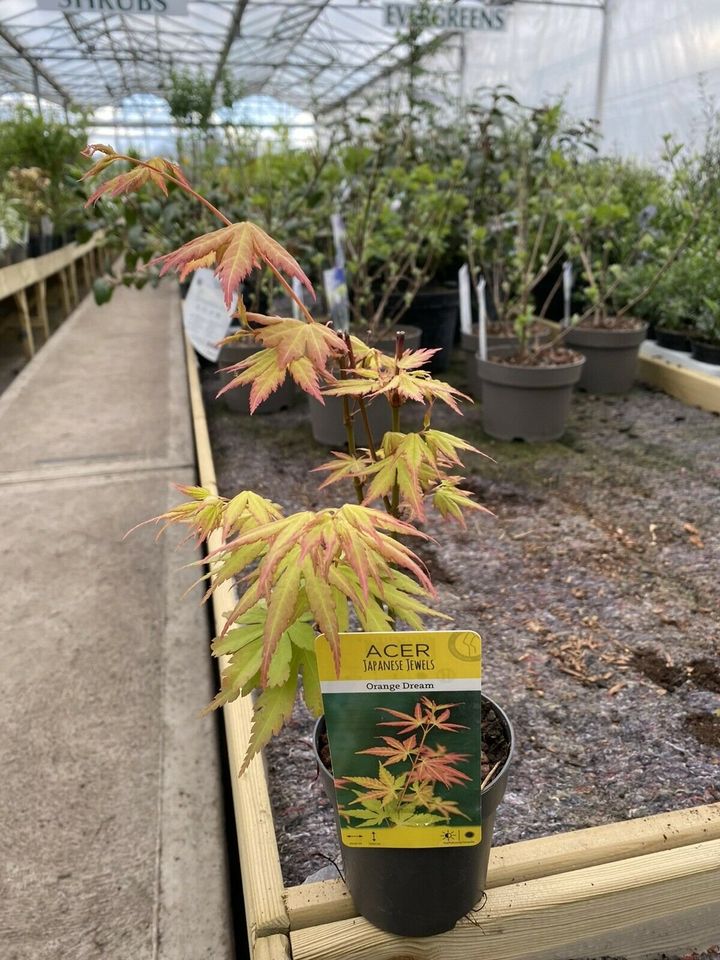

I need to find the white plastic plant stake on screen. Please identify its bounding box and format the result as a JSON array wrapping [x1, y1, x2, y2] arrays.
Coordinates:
[[459, 264, 472, 336], [291, 277, 304, 321], [563, 260, 574, 327], [477, 277, 488, 361]]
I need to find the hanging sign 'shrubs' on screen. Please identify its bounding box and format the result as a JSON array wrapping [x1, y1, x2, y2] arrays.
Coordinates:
[[316, 630, 482, 849], [37, 0, 189, 14]]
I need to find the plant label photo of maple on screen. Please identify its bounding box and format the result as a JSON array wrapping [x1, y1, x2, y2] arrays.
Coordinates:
[[316, 630, 483, 850]]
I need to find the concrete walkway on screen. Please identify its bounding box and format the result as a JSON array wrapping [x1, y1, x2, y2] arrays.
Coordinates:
[[0, 284, 234, 959]]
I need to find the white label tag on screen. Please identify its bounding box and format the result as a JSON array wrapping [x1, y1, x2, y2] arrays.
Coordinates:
[[477, 277, 488, 361], [182, 269, 234, 362], [459, 264, 472, 335]]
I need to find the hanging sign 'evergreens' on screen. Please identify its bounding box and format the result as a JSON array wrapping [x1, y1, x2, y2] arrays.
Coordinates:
[[37, 0, 188, 14], [316, 630, 483, 849], [384, 2, 509, 31]]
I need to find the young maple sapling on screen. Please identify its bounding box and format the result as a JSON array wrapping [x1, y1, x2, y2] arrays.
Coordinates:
[[81, 143, 490, 773]]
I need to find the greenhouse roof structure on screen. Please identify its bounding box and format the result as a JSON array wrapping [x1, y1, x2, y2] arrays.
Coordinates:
[[1, 1, 720, 157]]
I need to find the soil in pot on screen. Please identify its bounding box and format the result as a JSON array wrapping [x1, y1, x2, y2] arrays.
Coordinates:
[[477, 348, 585, 442], [314, 694, 513, 937], [461, 323, 553, 397], [690, 339, 720, 365], [565, 317, 647, 395]]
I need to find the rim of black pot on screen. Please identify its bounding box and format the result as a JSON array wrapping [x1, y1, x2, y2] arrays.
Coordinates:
[[314, 691, 515, 796]]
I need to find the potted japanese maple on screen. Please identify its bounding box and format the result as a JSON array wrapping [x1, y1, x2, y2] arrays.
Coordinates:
[[82, 143, 514, 938]]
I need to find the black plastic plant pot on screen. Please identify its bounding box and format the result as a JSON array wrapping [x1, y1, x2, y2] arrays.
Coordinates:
[[564, 323, 648, 394], [476, 351, 585, 442], [313, 694, 514, 938], [404, 286, 459, 373], [690, 339, 720, 365], [218, 335, 295, 414], [655, 327, 693, 352]]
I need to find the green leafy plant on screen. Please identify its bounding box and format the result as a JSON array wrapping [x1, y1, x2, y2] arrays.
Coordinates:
[[81, 142, 488, 773], [337, 697, 471, 827], [463, 93, 595, 355]]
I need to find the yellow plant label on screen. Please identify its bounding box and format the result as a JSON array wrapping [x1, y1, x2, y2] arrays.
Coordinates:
[[315, 630, 482, 849]]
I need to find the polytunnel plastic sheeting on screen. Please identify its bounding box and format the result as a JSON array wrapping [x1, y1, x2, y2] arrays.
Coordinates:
[[459, 0, 720, 159]]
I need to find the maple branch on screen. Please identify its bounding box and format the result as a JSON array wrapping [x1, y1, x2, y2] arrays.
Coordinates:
[[114, 152, 232, 226], [264, 261, 314, 322], [340, 336, 365, 505]]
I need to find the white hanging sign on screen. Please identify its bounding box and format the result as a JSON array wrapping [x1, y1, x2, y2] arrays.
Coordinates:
[[458, 264, 472, 336], [384, 3, 509, 31], [182, 269, 235, 362], [477, 277, 488, 361], [37, 0, 188, 13]]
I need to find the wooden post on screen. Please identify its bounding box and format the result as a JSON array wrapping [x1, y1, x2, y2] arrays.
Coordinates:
[[59, 269, 71, 316], [13, 288, 35, 357], [36, 279, 50, 340], [69, 260, 79, 305], [82, 253, 91, 291]]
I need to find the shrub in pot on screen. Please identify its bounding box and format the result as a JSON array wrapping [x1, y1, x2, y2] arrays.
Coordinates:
[[336, 127, 465, 358], [565, 136, 719, 388], [82, 144, 513, 937], [462, 96, 592, 348], [692, 297, 720, 365]]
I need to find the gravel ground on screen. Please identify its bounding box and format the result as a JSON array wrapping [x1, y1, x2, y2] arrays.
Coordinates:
[[200, 351, 720, 907]]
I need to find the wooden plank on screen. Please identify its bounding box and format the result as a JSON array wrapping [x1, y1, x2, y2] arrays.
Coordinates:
[[36, 279, 50, 340], [13, 288, 35, 358], [59, 269, 72, 316], [285, 802, 720, 930], [638, 354, 720, 415], [184, 336, 289, 949], [254, 935, 292, 960], [290, 838, 720, 960], [69, 260, 79, 305], [0, 234, 103, 302], [82, 253, 91, 291]]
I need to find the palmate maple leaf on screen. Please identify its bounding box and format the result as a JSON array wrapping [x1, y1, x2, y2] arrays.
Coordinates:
[[408, 745, 472, 789], [216, 315, 346, 411], [325, 346, 470, 414], [338, 763, 407, 805], [358, 735, 418, 765], [377, 697, 468, 734], [205, 503, 435, 684], [81, 144, 191, 205], [152, 221, 315, 308]]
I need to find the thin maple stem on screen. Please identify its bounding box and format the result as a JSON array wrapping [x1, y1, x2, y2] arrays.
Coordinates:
[[396, 719, 432, 809], [339, 336, 365, 505], [342, 395, 365, 506], [114, 153, 232, 226], [264, 261, 314, 322]]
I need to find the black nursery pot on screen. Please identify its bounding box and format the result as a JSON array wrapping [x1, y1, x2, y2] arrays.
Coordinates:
[[403, 285, 459, 373], [313, 694, 514, 937], [655, 327, 693, 352], [691, 339, 720, 365]]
